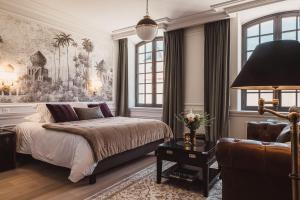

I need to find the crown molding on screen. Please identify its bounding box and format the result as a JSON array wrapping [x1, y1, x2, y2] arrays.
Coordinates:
[[112, 11, 230, 40], [111, 0, 286, 39], [223, 0, 286, 14], [0, 0, 111, 40]]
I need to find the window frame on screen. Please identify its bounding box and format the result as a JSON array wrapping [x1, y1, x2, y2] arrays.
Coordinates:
[[241, 11, 300, 111], [135, 37, 164, 107]]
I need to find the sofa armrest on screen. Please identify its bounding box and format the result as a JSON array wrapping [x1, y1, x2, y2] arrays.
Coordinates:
[[247, 122, 288, 142], [216, 138, 291, 177]]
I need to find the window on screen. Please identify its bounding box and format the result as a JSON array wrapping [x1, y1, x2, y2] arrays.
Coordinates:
[[136, 37, 164, 107], [242, 11, 300, 111]]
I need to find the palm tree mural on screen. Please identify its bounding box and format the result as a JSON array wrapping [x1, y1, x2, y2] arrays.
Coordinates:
[[60, 32, 74, 90], [94, 60, 106, 79], [53, 34, 64, 81], [51, 42, 58, 82], [82, 38, 94, 90]]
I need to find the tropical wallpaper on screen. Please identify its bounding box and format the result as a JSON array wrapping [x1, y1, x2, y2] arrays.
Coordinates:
[[0, 12, 113, 103]]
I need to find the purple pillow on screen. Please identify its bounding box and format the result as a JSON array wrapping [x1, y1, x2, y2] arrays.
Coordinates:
[[46, 104, 79, 122], [88, 102, 113, 118]]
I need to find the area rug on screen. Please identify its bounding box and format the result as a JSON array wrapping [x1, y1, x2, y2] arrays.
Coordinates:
[[86, 162, 222, 200]]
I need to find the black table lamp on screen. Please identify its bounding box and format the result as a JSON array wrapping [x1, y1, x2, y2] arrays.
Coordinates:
[[232, 40, 300, 200]]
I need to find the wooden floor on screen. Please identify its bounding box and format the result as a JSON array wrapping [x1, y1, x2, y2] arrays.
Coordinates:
[[0, 154, 156, 200]]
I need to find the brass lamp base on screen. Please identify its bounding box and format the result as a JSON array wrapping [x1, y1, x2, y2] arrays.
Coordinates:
[[258, 98, 300, 200]]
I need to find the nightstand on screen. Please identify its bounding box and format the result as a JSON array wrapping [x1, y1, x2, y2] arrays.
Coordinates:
[[0, 130, 16, 172], [156, 139, 220, 197]]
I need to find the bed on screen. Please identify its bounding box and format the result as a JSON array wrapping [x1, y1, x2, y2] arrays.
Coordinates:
[[15, 116, 172, 184]]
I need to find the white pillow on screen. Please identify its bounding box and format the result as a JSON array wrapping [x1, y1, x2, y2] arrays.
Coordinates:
[[36, 103, 55, 123], [24, 113, 45, 123]]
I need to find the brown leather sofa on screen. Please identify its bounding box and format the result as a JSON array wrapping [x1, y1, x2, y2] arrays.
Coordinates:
[[216, 122, 291, 200]]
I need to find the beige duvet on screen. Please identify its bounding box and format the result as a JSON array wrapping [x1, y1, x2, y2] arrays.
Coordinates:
[[43, 117, 173, 162]]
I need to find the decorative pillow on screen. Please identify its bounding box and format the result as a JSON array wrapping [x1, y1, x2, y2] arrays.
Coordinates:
[[24, 113, 45, 123], [46, 104, 79, 123], [276, 125, 290, 143], [36, 103, 55, 123], [88, 102, 113, 117], [73, 107, 104, 120]]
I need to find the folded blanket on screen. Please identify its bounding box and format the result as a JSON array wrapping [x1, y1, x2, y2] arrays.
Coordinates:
[[43, 117, 172, 162]]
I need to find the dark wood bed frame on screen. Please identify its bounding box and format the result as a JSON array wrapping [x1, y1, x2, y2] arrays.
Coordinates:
[[88, 139, 164, 184]]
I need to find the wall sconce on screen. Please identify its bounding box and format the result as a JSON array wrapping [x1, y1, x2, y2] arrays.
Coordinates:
[[90, 79, 103, 96], [0, 64, 17, 95]]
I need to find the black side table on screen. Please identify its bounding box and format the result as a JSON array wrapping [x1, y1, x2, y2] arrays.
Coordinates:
[[0, 130, 16, 172], [155, 139, 220, 197]]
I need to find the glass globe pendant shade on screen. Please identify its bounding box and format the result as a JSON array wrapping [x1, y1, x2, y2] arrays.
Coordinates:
[[136, 15, 158, 41]]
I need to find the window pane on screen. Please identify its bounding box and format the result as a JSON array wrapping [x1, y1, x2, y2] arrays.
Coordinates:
[[261, 34, 273, 43], [248, 90, 259, 92], [260, 93, 273, 101], [146, 42, 152, 52], [139, 74, 144, 83], [247, 51, 253, 60], [156, 94, 163, 104], [146, 73, 152, 83], [298, 31, 300, 42], [247, 93, 259, 106], [282, 16, 297, 31], [146, 84, 152, 93], [139, 84, 145, 93], [139, 54, 145, 63], [138, 45, 145, 53], [157, 83, 163, 93], [261, 20, 273, 34], [145, 53, 152, 62], [156, 72, 163, 83], [138, 94, 145, 104], [146, 94, 152, 104], [282, 93, 296, 107], [247, 37, 259, 51], [156, 51, 163, 62], [282, 31, 296, 40], [157, 40, 163, 51], [157, 62, 163, 72], [146, 63, 152, 73], [247, 24, 259, 37], [138, 64, 145, 73]]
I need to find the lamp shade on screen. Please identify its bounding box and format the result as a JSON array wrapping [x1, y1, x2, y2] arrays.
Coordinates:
[[136, 15, 158, 41], [231, 40, 300, 90]]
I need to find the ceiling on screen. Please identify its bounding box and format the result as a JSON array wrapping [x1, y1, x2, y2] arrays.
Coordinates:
[[0, 0, 298, 37], [0, 0, 229, 33]]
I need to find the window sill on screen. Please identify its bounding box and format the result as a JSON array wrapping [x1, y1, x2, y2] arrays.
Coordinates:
[[229, 110, 289, 118]]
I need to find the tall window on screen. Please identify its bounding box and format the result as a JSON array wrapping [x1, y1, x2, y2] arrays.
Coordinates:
[[242, 11, 300, 111], [136, 37, 164, 107]]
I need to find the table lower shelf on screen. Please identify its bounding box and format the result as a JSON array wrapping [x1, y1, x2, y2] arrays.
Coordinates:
[[161, 163, 220, 184]]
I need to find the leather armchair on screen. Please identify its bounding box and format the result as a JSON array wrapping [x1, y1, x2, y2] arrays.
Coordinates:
[[247, 121, 287, 142], [216, 121, 291, 200]]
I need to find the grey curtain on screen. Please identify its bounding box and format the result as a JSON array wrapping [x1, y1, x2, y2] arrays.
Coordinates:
[[115, 38, 129, 116], [162, 29, 184, 138], [204, 19, 230, 142]]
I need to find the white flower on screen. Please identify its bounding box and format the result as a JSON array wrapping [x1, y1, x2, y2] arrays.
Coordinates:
[[186, 111, 195, 122]]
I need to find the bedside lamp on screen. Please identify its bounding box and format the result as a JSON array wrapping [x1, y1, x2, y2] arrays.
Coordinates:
[[232, 40, 300, 200]]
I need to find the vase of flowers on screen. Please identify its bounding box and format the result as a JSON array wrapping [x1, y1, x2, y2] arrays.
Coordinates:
[[177, 110, 211, 145]]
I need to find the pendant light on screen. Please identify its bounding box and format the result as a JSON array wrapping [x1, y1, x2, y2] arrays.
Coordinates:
[[136, 0, 158, 41]]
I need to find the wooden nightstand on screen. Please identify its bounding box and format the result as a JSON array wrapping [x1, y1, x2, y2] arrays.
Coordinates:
[[0, 130, 16, 172]]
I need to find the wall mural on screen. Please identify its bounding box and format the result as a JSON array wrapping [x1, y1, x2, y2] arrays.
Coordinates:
[[0, 12, 113, 103]]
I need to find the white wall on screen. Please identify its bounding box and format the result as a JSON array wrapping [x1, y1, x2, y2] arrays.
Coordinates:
[[184, 25, 205, 112], [123, 20, 274, 138]]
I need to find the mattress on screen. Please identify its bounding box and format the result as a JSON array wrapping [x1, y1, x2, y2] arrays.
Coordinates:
[[15, 121, 96, 182]]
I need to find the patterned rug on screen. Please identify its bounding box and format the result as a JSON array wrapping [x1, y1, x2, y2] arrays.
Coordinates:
[[86, 162, 222, 200]]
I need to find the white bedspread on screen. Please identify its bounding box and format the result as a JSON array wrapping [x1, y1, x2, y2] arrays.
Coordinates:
[[15, 122, 96, 182]]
